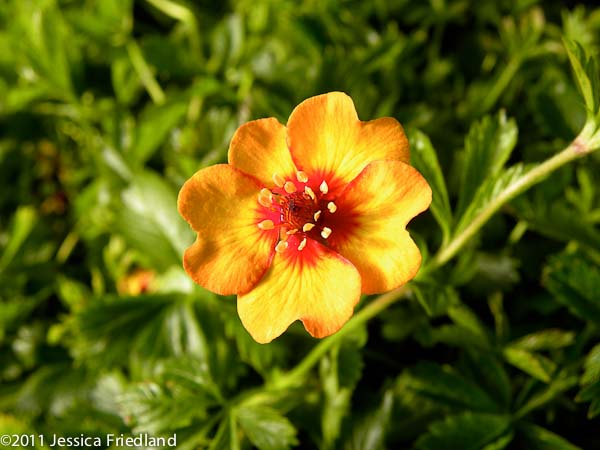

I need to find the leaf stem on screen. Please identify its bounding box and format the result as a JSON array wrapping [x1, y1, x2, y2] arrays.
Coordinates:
[[429, 129, 596, 270]]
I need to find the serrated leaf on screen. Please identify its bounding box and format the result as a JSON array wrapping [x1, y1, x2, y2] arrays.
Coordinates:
[[456, 112, 518, 221], [408, 128, 452, 241], [503, 347, 556, 382], [236, 405, 298, 450], [415, 412, 511, 450], [563, 38, 600, 116], [118, 380, 209, 434], [462, 352, 511, 412], [520, 422, 582, 450], [543, 252, 600, 323], [404, 362, 499, 413]]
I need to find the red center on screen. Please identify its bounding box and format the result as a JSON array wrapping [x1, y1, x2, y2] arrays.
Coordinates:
[[279, 192, 317, 230]]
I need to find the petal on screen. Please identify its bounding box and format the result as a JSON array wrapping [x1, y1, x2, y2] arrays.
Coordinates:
[[237, 236, 361, 343], [178, 164, 278, 295], [228, 117, 297, 187], [327, 160, 432, 294], [286, 92, 409, 191]]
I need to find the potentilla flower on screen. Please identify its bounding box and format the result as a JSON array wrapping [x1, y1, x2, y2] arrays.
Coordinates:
[[178, 92, 432, 343]]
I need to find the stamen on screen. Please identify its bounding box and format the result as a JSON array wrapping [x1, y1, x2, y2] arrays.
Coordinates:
[[298, 238, 307, 251], [258, 219, 274, 230], [273, 173, 285, 187], [321, 227, 332, 239], [296, 171, 309, 183], [313, 210, 322, 221], [302, 223, 315, 232], [327, 201, 337, 213], [319, 180, 329, 194], [286, 228, 298, 235], [258, 188, 273, 207], [304, 186, 316, 200], [275, 241, 288, 253], [284, 181, 297, 194]]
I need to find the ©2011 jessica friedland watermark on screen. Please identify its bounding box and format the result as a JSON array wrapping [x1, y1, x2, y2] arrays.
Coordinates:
[[0, 433, 177, 447]]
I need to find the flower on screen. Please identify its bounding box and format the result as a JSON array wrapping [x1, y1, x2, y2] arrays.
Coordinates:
[[178, 92, 432, 343]]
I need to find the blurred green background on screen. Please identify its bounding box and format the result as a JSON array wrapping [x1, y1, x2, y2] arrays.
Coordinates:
[[1, 0, 600, 449]]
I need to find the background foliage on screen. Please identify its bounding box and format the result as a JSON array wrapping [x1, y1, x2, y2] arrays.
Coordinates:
[[1, 0, 600, 449]]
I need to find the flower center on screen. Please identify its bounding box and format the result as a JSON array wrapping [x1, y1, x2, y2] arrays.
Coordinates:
[[257, 171, 337, 252]]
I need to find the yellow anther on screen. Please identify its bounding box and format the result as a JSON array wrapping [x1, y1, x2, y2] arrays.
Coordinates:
[[298, 238, 307, 251], [284, 181, 297, 194], [304, 186, 316, 200], [302, 223, 315, 232], [319, 180, 329, 194], [321, 227, 332, 239], [327, 201, 337, 213], [273, 173, 285, 187], [286, 228, 298, 235], [275, 241, 288, 253], [258, 188, 273, 207], [313, 210, 322, 221], [258, 219, 274, 230], [296, 171, 309, 183]]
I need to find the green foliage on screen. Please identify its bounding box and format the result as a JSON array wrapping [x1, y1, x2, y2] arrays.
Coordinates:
[[1, 0, 600, 449]]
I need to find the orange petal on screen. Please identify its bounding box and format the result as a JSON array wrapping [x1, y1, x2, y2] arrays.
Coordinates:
[[178, 164, 278, 295], [286, 92, 409, 191], [228, 117, 297, 187], [327, 160, 432, 294], [237, 236, 361, 343]]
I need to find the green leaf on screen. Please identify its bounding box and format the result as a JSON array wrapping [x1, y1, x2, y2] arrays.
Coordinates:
[[320, 340, 365, 449], [503, 347, 556, 383], [412, 282, 460, 317], [563, 38, 600, 116], [236, 405, 298, 450], [343, 389, 394, 450], [462, 351, 511, 412], [577, 343, 600, 418], [0, 206, 37, 270], [117, 170, 193, 271], [404, 362, 499, 413], [118, 379, 211, 434], [520, 422, 582, 450], [455, 112, 518, 221], [581, 343, 600, 386], [576, 381, 600, 418], [415, 412, 511, 450], [543, 252, 600, 323], [408, 128, 452, 241], [509, 329, 575, 352], [129, 97, 189, 166]]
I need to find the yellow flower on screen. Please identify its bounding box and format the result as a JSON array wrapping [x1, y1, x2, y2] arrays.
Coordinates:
[[178, 92, 432, 343]]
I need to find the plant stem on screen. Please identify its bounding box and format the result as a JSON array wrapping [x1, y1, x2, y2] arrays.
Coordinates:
[[270, 286, 407, 391], [429, 131, 595, 269]]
